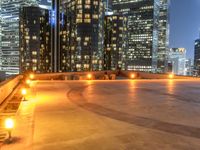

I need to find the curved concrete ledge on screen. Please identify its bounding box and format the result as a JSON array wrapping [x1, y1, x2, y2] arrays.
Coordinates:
[[0, 75, 23, 104]]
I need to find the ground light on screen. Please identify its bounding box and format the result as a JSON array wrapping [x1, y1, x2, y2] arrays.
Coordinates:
[[21, 88, 27, 101], [26, 79, 31, 85], [87, 74, 92, 80], [130, 73, 135, 79], [29, 74, 34, 80], [168, 73, 174, 79], [5, 118, 14, 142]]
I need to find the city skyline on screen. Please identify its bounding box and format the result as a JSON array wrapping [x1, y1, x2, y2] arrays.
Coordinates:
[[42, 0, 200, 60], [0, 0, 199, 75]]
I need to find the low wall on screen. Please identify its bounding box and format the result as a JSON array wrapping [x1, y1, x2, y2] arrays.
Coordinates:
[[0, 75, 23, 104], [34, 71, 116, 80], [34, 71, 199, 80], [120, 71, 197, 79]]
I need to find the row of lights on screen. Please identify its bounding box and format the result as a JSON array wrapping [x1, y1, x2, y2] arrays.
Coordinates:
[[87, 73, 174, 80], [4, 73, 35, 143]]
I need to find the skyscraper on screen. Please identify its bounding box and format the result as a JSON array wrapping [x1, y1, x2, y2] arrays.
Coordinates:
[[112, 0, 169, 73], [104, 14, 128, 70], [157, 0, 170, 73], [60, 0, 104, 72], [112, 0, 160, 72], [194, 39, 200, 75], [0, 0, 39, 75], [168, 48, 186, 75], [0, 2, 2, 71], [19, 6, 51, 73]]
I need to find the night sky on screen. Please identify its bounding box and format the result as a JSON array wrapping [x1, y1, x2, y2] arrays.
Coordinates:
[[170, 0, 200, 59], [41, 0, 200, 59]]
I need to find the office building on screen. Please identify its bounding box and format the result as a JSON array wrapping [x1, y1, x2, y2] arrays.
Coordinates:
[[0, 2, 2, 71], [0, 0, 39, 75], [112, 0, 169, 72], [185, 59, 193, 76], [157, 0, 170, 73], [194, 39, 200, 75], [60, 0, 104, 72], [19, 6, 51, 73], [104, 14, 128, 70], [112, 0, 160, 72], [168, 48, 186, 75]]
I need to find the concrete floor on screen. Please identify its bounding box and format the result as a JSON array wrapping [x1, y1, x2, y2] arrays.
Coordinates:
[[2, 79, 200, 150]]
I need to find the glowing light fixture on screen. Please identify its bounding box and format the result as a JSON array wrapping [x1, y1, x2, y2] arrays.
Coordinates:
[[5, 118, 14, 142], [21, 88, 27, 96], [87, 74, 92, 80], [5, 118, 14, 130], [26, 79, 31, 85], [130, 73, 135, 79], [169, 73, 174, 79], [29, 74, 34, 79]]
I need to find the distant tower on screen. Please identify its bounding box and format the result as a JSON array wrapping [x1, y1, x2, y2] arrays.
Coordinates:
[[157, 0, 170, 73], [194, 38, 200, 75]]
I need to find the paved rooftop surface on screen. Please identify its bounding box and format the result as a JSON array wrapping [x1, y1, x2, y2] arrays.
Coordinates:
[[2, 79, 200, 150]]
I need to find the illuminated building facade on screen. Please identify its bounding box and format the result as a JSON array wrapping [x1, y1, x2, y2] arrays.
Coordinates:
[[0, 0, 39, 75], [194, 39, 200, 75], [157, 0, 170, 73], [168, 48, 186, 75], [60, 0, 104, 72], [104, 14, 128, 70], [112, 0, 160, 72], [0, 2, 2, 71], [185, 59, 193, 76], [19, 6, 51, 73], [112, 0, 169, 72]]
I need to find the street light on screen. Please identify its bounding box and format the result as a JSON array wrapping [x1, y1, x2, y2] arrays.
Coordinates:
[[5, 118, 14, 142], [87, 74, 92, 80], [21, 88, 27, 101], [169, 73, 174, 79]]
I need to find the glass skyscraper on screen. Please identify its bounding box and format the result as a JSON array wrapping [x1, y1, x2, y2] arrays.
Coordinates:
[[157, 0, 170, 73], [194, 39, 200, 75], [168, 48, 186, 75], [0, 0, 39, 75], [112, 0, 169, 73]]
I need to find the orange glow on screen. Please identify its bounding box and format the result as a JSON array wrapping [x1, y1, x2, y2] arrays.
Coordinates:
[[169, 73, 174, 79], [5, 118, 14, 129], [87, 74, 92, 80], [21, 88, 27, 96], [130, 73, 135, 79], [26, 79, 31, 85], [29, 74, 34, 79]]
